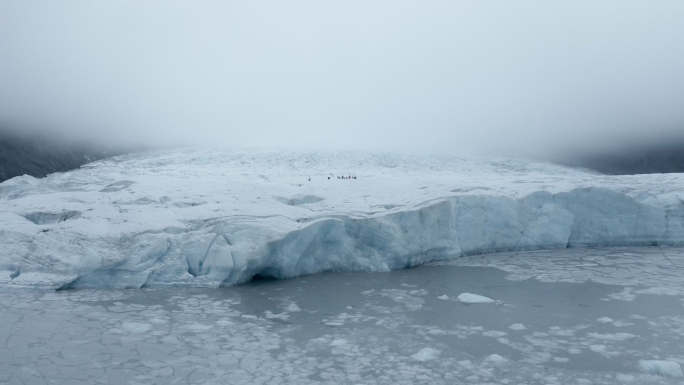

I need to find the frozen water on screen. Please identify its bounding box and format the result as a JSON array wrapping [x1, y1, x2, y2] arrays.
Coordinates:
[[411, 348, 440, 362], [2, 148, 684, 289], [2, 246, 684, 384], [485, 354, 508, 363], [588, 332, 638, 341], [457, 293, 495, 304], [639, 360, 683, 378]]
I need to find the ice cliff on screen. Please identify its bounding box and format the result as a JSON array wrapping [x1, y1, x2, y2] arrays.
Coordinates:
[[1, 148, 683, 289]]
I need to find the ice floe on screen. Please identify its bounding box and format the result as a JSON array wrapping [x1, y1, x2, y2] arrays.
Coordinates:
[[457, 293, 495, 304], [411, 347, 440, 362], [638, 360, 683, 378], [587, 332, 638, 341]]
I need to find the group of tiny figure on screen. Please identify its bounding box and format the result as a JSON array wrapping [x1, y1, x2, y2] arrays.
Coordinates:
[[333, 174, 357, 180], [308, 174, 357, 181]]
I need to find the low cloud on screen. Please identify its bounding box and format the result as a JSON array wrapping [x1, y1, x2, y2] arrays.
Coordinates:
[[1, 1, 683, 157]]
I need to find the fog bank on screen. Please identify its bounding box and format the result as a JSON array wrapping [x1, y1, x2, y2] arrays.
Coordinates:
[[1, 1, 683, 157]]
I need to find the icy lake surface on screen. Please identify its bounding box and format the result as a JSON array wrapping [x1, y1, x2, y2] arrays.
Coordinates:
[[2, 246, 684, 385]]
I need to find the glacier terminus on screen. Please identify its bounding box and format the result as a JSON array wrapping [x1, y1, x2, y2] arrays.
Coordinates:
[[2, 148, 684, 290]]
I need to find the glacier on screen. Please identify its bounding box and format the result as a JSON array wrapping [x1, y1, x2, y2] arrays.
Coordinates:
[[1, 147, 684, 290]]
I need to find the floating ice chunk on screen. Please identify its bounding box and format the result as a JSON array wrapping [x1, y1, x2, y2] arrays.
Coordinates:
[[588, 332, 638, 341], [330, 339, 348, 347], [150, 367, 173, 377], [509, 323, 526, 330], [216, 319, 234, 327], [121, 322, 151, 334], [458, 360, 474, 369], [437, 295, 449, 300], [264, 311, 289, 320], [482, 330, 507, 337], [605, 288, 636, 301], [185, 323, 213, 332], [616, 374, 636, 382], [485, 354, 508, 363], [411, 348, 440, 362], [597, 317, 613, 323], [638, 360, 683, 378], [457, 293, 495, 304], [521, 352, 552, 364], [549, 327, 574, 336]]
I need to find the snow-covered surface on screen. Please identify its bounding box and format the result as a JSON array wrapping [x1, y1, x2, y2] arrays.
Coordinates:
[[2, 147, 684, 289]]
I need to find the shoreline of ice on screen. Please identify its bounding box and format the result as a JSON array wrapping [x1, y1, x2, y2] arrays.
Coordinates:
[[1, 148, 684, 290]]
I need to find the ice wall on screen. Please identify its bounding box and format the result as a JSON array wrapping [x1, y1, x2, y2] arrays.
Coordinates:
[[2, 149, 684, 290], [3, 186, 682, 290]]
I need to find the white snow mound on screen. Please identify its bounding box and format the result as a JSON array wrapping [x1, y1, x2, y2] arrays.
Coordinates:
[[2, 148, 684, 289]]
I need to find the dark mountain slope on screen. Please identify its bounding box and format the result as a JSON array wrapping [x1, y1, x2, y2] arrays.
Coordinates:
[[555, 140, 684, 175], [0, 130, 127, 183]]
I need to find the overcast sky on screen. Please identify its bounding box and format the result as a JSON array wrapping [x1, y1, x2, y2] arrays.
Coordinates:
[[1, 1, 683, 157]]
